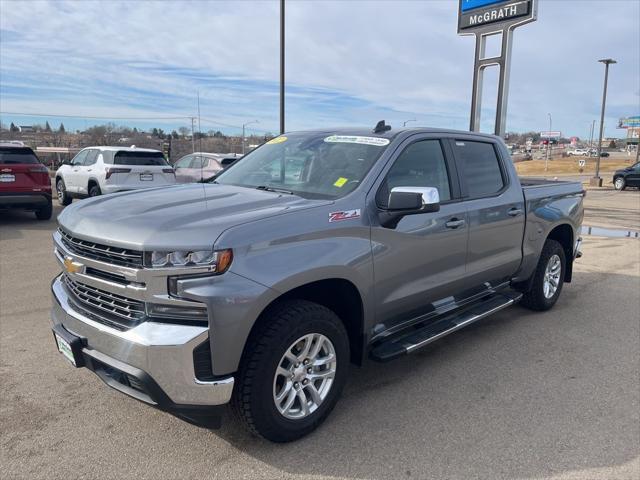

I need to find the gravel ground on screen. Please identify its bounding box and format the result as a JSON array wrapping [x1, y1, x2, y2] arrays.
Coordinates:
[[1, 190, 638, 480]]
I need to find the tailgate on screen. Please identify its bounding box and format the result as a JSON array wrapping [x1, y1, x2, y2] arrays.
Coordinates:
[[113, 165, 175, 188], [0, 164, 50, 193]]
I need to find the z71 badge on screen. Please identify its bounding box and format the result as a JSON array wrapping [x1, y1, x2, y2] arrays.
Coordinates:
[[329, 209, 361, 223]]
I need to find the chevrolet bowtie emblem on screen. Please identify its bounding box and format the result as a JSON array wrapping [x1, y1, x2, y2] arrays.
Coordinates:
[[63, 257, 84, 274]]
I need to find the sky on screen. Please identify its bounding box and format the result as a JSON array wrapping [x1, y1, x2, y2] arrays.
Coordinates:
[[0, 0, 638, 138]]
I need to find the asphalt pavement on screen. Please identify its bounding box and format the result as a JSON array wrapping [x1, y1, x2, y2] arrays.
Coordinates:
[[1, 190, 639, 480]]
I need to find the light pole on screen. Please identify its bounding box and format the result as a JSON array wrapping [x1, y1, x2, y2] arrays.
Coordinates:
[[588, 120, 595, 151], [403, 119, 416, 127], [242, 120, 259, 155], [592, 58, 616, 187], [280, 0, 285, 135], [546, 113, 552, 170]]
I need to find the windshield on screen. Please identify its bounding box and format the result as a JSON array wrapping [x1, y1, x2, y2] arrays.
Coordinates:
[[114, 151, 168, 166], [214, 132, 390, 199], [0, 147, 39, 164]]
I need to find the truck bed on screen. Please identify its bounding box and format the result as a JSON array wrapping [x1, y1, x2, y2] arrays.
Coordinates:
[[520, 177, 584, 202]]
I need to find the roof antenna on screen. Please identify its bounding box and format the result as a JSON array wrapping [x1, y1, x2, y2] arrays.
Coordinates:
[[373, 120, 391, 134]]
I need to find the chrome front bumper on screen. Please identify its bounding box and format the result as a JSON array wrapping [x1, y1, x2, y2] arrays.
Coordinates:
[[51, 275, 234, 407]]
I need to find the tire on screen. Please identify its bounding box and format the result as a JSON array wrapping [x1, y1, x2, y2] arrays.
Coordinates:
[[614, 177, 626, 191], [520, 239, 566, 311], [89, 184, 102, 197], [231, 299, 349, 442], [35, 200, 52, 220], [56, 179, 72, 206]]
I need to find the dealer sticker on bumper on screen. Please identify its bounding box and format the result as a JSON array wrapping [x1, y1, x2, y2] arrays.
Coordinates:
[[54, 333, 76, 366]]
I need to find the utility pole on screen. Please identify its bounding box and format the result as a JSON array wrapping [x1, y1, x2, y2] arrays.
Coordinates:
[[592, 58, 616, 187], [197, 91, 202, 153], [190, 117, 195, 153], [588, 120, 595, 150], [546, 113, 552, 171], [242, 120, 259, 155], [279, 0, 285, 135]]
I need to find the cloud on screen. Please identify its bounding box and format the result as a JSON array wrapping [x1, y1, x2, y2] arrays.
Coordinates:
[[0, 0, 638, 137]]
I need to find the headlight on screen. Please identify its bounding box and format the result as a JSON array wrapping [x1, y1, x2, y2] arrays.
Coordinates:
[[147, 248, 233, 271]]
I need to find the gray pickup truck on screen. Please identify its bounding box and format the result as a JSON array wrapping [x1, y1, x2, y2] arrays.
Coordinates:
[[50, 125, 584, 442]]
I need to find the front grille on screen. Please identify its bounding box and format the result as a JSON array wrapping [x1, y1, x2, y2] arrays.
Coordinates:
[[63, 275, 145, 330], [59, 228, 143, 268]]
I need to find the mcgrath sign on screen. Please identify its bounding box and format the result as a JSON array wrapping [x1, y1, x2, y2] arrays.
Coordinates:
[[458, 0, 537, 33]]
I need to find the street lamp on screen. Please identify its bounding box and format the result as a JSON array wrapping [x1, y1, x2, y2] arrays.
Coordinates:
[[242, 120, 259, 155], [403, 119, 416, 127], [592, 58, 617, 187], [546, 113, 552, 170]]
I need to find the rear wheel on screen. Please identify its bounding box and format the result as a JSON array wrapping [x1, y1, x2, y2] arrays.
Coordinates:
[[521, 239, 566, 311], [35, 200, 52, 220], [231, 300, 349, 442], [56, 179, 72, 206], [614, 177, 626, 191], [89, 184, 102, 197]]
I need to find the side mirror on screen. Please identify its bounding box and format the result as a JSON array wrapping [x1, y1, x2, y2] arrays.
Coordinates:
[[61, 159, 71, 166], [379, 186, 440, 228]]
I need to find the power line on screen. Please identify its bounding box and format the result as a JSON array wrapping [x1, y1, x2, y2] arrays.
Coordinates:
[[0, 111, 193, 121]]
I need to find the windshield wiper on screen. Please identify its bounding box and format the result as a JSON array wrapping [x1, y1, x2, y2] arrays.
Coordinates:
[[255, 185, 295, 195]]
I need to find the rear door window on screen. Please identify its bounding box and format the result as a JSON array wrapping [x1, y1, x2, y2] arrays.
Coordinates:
[[453, 140, 505, 198], [114, 151, 168, 166], [0, 147, 39, 164], [174, 155, 192, 168]]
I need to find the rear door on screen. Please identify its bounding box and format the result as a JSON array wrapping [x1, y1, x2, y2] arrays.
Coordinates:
[[0, 147, 49, 194], [449, 138, 525, 288], [174, 155, 194, 183], [371, 135, 469, 332], [111, 151, 174, 188]]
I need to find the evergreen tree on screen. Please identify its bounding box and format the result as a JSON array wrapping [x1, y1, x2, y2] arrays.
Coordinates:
[[45, 121, 52, 132], [10, 122, 19, 132], [58, 123, 66, 133]]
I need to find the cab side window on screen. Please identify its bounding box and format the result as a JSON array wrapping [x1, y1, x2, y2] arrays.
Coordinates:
[[377, 140, 451, 208]]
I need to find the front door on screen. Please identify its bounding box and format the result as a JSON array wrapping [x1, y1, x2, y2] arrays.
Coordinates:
[[65, 150, 89, 193], [371, 136, 469, 333]]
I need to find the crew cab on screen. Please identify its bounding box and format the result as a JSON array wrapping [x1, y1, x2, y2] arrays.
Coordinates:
[[50, 125, 584, 442], [54, 146, 175, 205], [0, 143, 52, 220]]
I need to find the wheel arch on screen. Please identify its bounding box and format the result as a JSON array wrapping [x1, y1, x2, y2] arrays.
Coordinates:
[[245, 278, 365, 367], [547, 223, 574, 282]]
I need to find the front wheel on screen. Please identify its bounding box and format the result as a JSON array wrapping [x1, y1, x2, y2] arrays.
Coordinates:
[[614, 177, 626, 191], [231, 300, 349, 442], [521, 239, 566, 311], [56, 179, 72, 206]]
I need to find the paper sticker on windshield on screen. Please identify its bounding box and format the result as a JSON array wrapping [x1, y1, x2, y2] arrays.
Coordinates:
[[333, 177, 348, 187], [324, 135, 389, 146], [266, 136, 287, 145], [329, 209, 361, 223]]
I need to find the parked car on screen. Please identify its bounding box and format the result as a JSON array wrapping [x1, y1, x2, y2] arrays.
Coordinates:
[[0, 143, 52, 220], [613, 162, 640, 190], [591, 151, 610, 158], [567, 148, 589, 156], [174, 153, 243, 183], [54, 146, 175, 205], [50, 125, 584, 442]]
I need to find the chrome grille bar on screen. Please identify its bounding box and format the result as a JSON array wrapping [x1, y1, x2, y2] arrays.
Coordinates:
[[58, 228, 143, 267], [63, 275, 145, 328]]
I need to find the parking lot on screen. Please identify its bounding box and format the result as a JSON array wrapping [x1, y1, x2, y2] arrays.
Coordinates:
[[1, 189, 639, 480]]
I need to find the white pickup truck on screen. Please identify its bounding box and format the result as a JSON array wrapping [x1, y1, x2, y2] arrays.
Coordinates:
[[567, 148, 589, 156], [55, 146, 175, 205]]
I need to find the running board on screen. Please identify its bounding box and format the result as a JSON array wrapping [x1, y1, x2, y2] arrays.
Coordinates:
[[370, 291, 522, 362]]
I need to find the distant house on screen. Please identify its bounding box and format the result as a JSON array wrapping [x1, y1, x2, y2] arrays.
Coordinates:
[[18, 125, 34, 133]]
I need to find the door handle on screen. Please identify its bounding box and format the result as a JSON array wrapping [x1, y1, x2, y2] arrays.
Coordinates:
[[508, 208, 524, 217], [87, 169, 92, 172], [445, 218, 466, 229]]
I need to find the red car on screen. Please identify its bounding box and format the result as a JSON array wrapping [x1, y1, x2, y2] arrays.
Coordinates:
[[0, 143, 53, 220]]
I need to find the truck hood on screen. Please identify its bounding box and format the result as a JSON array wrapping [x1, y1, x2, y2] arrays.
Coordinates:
[[58, 184, 331, 250]]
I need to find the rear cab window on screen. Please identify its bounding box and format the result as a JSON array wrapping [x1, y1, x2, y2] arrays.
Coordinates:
[[114, 151, 168, 166], [0, 147, 40, 164], [452, 140, 506, 198]]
